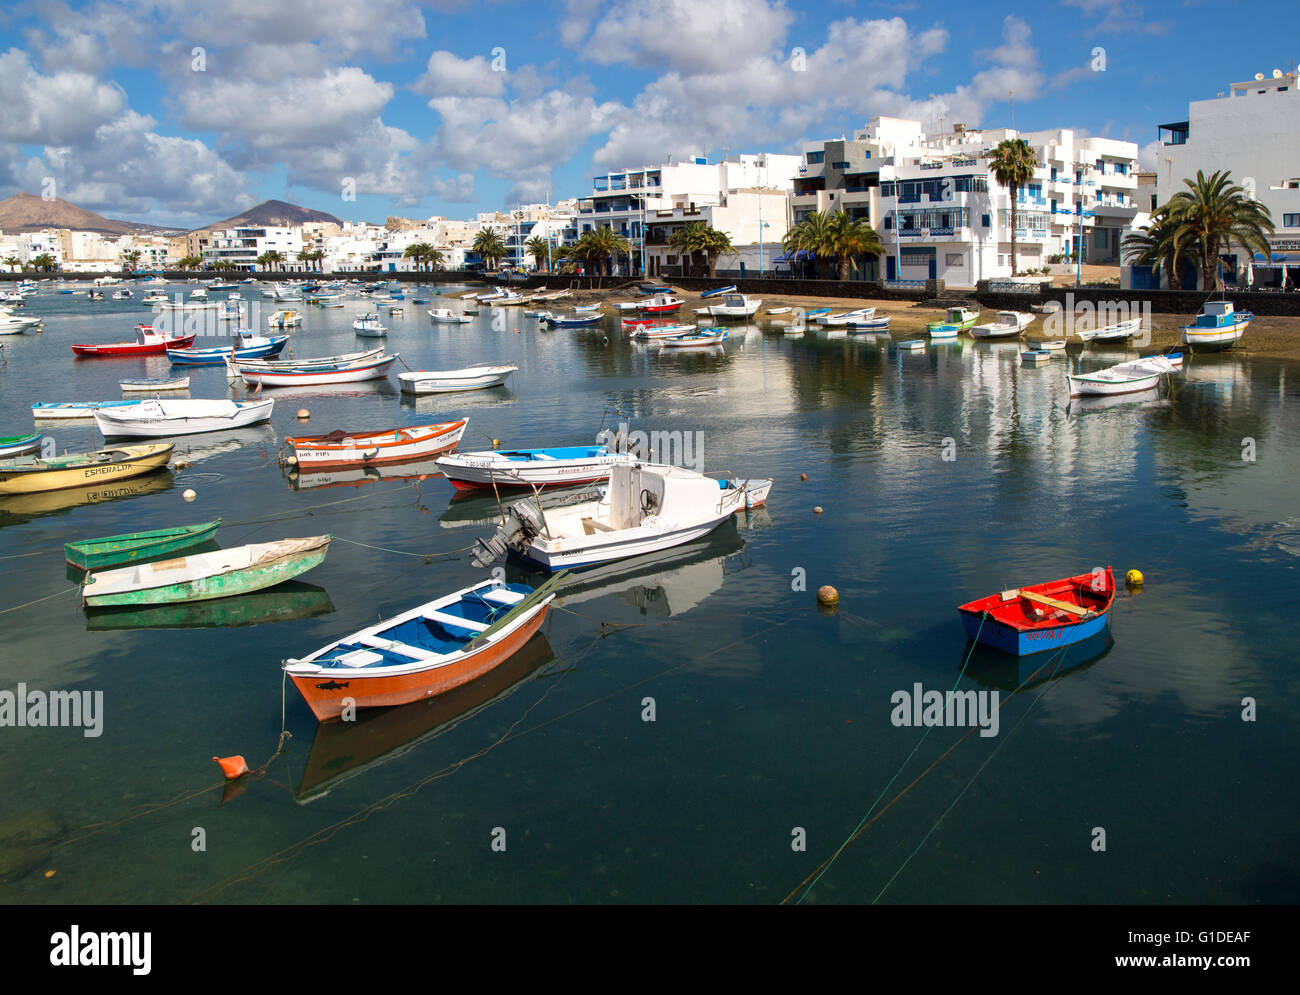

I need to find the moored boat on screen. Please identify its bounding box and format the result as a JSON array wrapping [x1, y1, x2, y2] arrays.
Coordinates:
[[233, 353, 398, 387], [1180, 301, 1251, 351], [927, 306, 980, 335], [1078, 317, 1141, 343], [427, 308, 473, 324], [71, 325, 196, 357], [544, 313, 603, 327], [970, 311, 1034, 339], [436, 444, 632, 490], [66, 520, 222, 570], [0, 443, 174, 495], [637, 294, 684, 314], [1065, 356, 1173, 397], [660, 328, 727, 348], [283, 572, 562, 721], [353, 313, 387, 336], [82, 534, 331, 607], [706, 293, 762, 319], [957, 567, 1115, 656], [816, 307, 874, 327], [0, 433, 42, 459], [700, 285, 737, 299], [396, 364, 517, 394], [167, 334, 289, 365], [284, 420, 468, 470], [120, 376, 191, 392], [32, 400, 145, 421]]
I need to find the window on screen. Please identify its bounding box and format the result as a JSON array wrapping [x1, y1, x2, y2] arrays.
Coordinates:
[[900, 252, 931, 266], [981, 214, 990, 227], [832, 161, 850, 169], [1051, 167, 1057, 180], [1096, 230, 1109, 248], [884, 217, 893, 229], [945, 253, 964, 266], [864, 151, 871, 159], [806, 151, 825, 164], [1284, 213, 1300, 227]]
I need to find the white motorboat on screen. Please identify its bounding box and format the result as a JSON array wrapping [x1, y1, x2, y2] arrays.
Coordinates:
[[267, 309, 302, 328], [93, 398, 274, 437], [706, 293, 762, 319], [815, 307, 875, 327], [970, 310, 1035, 339], [353, 313, 387, 336], [396, 364, 518, 394], [471, 462, 765, 572], [0, 308, 42, 334], [428, 308, 473, 324]]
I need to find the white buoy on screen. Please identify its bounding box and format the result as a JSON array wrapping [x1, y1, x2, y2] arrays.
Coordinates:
[[182, 489, 197, 502]]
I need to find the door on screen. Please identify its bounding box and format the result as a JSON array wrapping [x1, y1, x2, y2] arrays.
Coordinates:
[[886, 257, 896, 281], [929, 257, 937, 279]]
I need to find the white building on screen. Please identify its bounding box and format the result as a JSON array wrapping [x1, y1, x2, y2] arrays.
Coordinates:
[[792, 117, 1142, 287], [202, 226, 303, 270], [576, 153, 802, 275], [1134, 65, 1300, 289]]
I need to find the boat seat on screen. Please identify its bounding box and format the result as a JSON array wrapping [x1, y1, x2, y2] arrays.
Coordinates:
[[421, 610, 490, 633], [1017, 590, 1093, 617], [581, 517, 616, 535], [330, 648, 385, 668], [531, 453, 557, 460], [480, 588, 526, 606], [357, 634, 438, 659]]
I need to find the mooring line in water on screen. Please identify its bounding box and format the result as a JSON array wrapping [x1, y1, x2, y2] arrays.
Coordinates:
[[188, 613, 800, 903], [784, 613, 989, 905], [328, 536, 476, 561], [870, 657, 1063, 905], [0, 585, 78, 616]]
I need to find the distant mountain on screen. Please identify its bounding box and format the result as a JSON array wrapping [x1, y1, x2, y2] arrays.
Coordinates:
[[195, 199, 343, 232], [0, 192, 177, 236]]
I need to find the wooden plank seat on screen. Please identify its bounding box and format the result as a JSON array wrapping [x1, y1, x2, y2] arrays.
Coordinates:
[[479, 588, 526, 606], [357, 634, 438, 659], [581, 517, 616, 535], [421, 609, 490, 633], [1016, 589, 1094, 618]]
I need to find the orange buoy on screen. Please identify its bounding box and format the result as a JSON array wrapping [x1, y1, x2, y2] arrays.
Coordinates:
[[800, 473, 807, 481], [213, 755, 249, 780]]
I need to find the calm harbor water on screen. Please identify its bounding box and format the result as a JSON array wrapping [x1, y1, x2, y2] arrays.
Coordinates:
[[1, 283, 1297, 904]]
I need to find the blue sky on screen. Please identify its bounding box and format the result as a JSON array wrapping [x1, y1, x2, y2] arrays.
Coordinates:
[[0, 0, 1292, 228]]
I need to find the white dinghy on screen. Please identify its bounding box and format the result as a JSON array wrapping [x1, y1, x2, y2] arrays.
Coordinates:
[[93, 398, 274, 437]]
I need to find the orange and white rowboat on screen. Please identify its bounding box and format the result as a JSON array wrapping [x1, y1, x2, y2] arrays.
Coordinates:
[[283, 419, 468, 471]]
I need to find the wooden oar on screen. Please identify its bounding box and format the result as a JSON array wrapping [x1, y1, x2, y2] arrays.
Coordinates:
[[465, 570, 571, 650]]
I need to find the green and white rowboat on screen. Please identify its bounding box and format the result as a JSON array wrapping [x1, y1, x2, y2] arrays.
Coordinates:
[[0, 433, 41, 459], [65, 519, 223, 570], [81, 534, 331, 606]]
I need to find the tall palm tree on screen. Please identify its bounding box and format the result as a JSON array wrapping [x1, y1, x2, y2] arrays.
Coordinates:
[[581, 227, 629, 276], [177, 254, 204, 270], [525, 235, 553, 272], [823, 211, 884, 280], [2, 255, 21, 272], [404, 243, 434, 272], [667, 224, 704, 277], [120, 249, 143, 273], [425, 248, 444, 272], [30, 253, 56, 272], [1121, 209, 1199, 288], [1159, 170, 1273, 291], [782, 211, 836, 279], [472, 228, 507, 271], [989, 137, 1039, 277]]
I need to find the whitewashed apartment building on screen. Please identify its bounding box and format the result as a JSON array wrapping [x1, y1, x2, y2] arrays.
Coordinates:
[[576, 153, 802, 276], [202, 226, 303, 270], [792, 116, 1142, 287], [1130, 65, 1300, 289]]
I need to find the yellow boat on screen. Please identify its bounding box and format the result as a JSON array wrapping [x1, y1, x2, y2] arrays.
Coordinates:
[[0, 444, 174, 495]]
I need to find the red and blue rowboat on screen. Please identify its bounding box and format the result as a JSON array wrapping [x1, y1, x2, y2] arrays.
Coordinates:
[[957, 567, 1114, 656]]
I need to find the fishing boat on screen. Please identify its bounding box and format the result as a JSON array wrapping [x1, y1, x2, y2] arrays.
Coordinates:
[[82, 534, 331, 607], [1180, 301, 1251, 352], [0, 443, 173, 495], [897, 339, 926, 351], [1025, 337, 1066, 351], [816, 307, 874, 327], [700, 285, 737, 298], [283, 573, 562, 721], [1078, 317, 1141, 343], [638, 284, 671, 294], [233, 353, 398, 387], [71, 324, 196, 357], [637, 294, 684, 314], [1021, 349, 1052, 365], [927, 307, 980, 335], [1065, 356, 1176, 397], [660, 328, 727, 348], [544, 313, 603, 327], [706, 293, 762, 319], [957, 567, 1115, 656], [970, 311, 1034, 339], [765, 307, 792, 315], [427, 308, 473, 324], [284, 420, 468, 470], [267, 309, 302, 328], [32, 400, 145, 421], [633, 323, 697, 340], [234, 347, 383, 371], [66, 520, 222, 571], [112, 289, 133, 300], [353, 313, 387, 336], [94, 398, 274, 438], [120, 376, 191, 392], [471, 462, 759, 572], [572, 303, 602, 313], [396, 364, 517, 394], [0, 433, 41, 459], [141, 291, 168, 305], [436, 445, 632, 490], [157, 298, 220, 312], [167, 334, 289, 365], [847, 315, 891, 331], [486, 293, 525, 307]]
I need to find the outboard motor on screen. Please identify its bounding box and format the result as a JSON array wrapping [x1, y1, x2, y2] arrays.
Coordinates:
[[471, 499, 545, 567]]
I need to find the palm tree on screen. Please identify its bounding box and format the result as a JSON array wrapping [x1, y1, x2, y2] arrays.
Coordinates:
[[176, 254, 204, 271], [472, 228, 507, 272], [580, 227, 630, 276], [823, 211, 884, 281], [782, 211, 836, 279], [525, 235, 553, 272], [425, 248, 444, 272], [30, 253, 56, 272], [404, 243, 434, 272], [989, 138, 1039, 277], [1159, 170, 1273, 291], [120, 249, 143, 273], [4, 255, 23, 272], [297, 249, 315, 272], [667, 224, 704, 277], [1121, 209, 1198, 289]]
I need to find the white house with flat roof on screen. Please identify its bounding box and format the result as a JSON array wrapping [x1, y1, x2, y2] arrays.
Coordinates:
[[202, 226, 302, 270], [1134, 65, 1300, 289]]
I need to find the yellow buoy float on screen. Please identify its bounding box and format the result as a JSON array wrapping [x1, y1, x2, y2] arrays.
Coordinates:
[[1125, 569, 1144, 588]]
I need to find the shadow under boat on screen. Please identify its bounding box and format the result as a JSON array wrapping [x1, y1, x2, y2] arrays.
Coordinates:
[[438, 482, 604, 530], [168, 424, 277, 465], [506, 524, 749, 621], [285, 455, 446, 492], [1066, 386, 1165, 415], [84, 580, 335, 630], [0, 469, 173, 526], [399, 388, 517, 415], [960, 627, 1114, 692], [294, 630, 555, 804]]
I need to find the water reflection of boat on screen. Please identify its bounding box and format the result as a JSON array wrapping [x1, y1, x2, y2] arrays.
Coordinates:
[[546, 528, 746, 619], [399, 390, 516, 415], [438, 483, 602, 529], [286, 456, 445, 491], [294, 631, 554, 803], [236, 380, 399, 402], [169, 424, 277, 464], [962, 628, 1112, 692], [1067, 387, 1163, 414], [0, 471, 173, 524], [85, 580, 334, 630]]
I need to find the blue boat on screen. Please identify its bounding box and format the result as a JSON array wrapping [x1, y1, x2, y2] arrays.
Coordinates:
[[544, 314, 603, 327], [957, 567, 1115, 656], [700, 285, 737, 298], [32, 400, 145, 420], [638, 284, 671, 293], [167, 335, 290, 366], [804, 308, 831, 317], [1180, 301, 1251, 352]]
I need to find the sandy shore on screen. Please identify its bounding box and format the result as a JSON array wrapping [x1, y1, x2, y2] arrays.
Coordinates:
[[555, 285, 1300, 361]]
